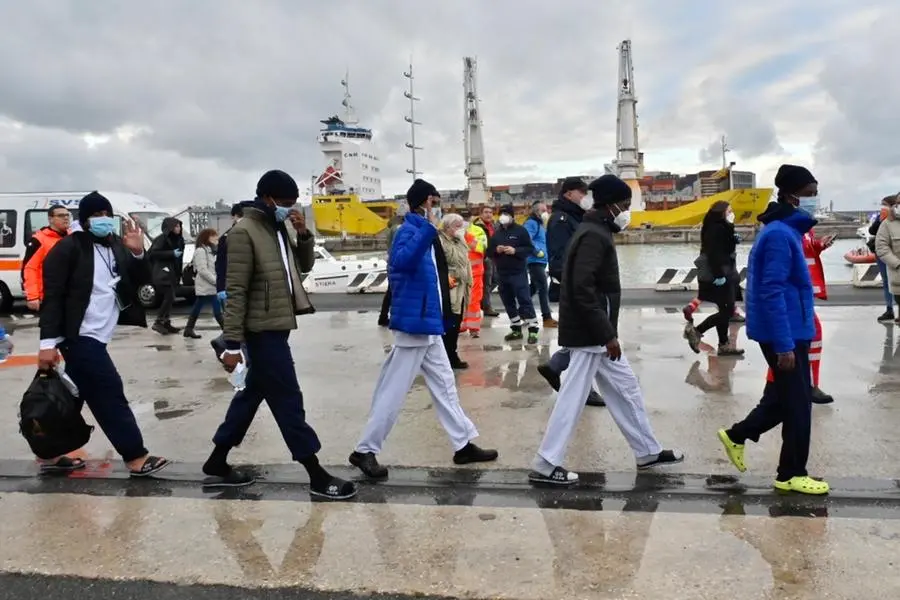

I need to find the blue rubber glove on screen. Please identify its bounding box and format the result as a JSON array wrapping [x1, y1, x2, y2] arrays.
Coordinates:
[[173, 248, 183, 258], [713, 277, 727, 286], [217, 291, 227, 302]]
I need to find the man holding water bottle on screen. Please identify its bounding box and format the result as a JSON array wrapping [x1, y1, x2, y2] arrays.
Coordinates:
[[208, 170, 357, 500]]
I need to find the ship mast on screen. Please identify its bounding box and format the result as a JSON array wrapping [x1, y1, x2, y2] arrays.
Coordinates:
[[340, 70, 358, 125], [720, 135, 735, 190], [403, 60, 423, 180], [463, 56, 489, 205], [615, 40, 643, 210]]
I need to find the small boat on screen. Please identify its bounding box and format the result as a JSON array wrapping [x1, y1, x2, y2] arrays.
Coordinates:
[[844, 247, 876, 265]]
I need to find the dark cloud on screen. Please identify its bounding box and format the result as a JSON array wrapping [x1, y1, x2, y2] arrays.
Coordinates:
[[0, 0, 896, 208]]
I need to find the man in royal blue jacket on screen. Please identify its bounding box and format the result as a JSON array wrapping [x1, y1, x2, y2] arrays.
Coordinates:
[[717, 164, 829, 496], [523, 201, 556, 327], [349, 179, 499, 479]]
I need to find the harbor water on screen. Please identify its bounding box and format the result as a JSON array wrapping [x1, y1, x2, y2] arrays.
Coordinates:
[[342, 238, 867, 288]]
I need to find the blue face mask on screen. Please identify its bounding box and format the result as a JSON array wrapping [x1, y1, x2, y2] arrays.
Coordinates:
[[796, 197, 818, 216], [273, 206, 291, 222], [88, 216, 116, 238]]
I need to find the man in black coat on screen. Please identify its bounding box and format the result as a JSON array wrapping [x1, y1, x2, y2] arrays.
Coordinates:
[[148, 216, 185, 335], [487, 204, 538, 343], [537, 177, 605, 407], [528, 175, 683, 486], [36, 191, 169, 477]]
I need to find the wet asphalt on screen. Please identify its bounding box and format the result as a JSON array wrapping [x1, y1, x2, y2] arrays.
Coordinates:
[[0, 573, 465, 600]]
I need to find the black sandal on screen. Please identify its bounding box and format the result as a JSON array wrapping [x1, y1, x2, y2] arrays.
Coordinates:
[[40, 456, 86, 474], [309, 477, 358, 501], [129, 456, 170, 478]]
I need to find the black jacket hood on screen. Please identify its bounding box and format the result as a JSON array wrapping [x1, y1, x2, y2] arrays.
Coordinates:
[[161, 217, 182, 235], [551, 197, 585, 220]]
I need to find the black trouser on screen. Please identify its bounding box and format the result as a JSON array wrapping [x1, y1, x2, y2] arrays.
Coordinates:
[[156, 284, 176, 324], [481, 258, 496, 311], [379, 285, 392, 322], [212, 330, 321, 461], [727, 341, 812, 481], [528, 263, 552, 319], [497, 271, 537, 324], [60, 336, 148, 462], [442, 312, 463, 363], [696, 299, 734, 345]]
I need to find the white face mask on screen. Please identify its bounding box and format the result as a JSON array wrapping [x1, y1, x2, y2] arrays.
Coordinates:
[[893, 206, 900, 218], [454, 228, 466, 240], [461, 221, 469, 229], [613, 208, 631, 230], [499, 214, 512, 226], [579, 197, 594, 211], [726, 212, 735, 224], [540, 212, 549, 223]]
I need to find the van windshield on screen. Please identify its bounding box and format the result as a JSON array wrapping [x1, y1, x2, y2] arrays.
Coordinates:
[[130, 212, 171, 240]]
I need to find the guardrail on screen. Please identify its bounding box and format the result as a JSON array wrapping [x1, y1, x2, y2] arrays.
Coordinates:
[[654, 267, 748, 292]]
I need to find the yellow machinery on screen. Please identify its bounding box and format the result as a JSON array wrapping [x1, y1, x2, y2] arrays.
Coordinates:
[[628, 188, 773, 228], [311, 194, 396, 236]]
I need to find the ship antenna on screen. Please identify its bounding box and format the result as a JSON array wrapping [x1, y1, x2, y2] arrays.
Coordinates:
[[403, 58, 423, 180], [341, 69, 358, 125]]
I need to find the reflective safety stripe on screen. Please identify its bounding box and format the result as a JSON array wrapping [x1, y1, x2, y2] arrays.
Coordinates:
[[812, 285, 822, 294], [806, 257, 816, 266], [470, 259, 483, 266], [810, 341, 823, 349], [809, 355, 821, 362]]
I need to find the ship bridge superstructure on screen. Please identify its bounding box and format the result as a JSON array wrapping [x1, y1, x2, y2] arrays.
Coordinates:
[[315, 74, 383, 200]]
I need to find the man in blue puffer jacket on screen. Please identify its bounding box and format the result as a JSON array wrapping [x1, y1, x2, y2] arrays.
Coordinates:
[[349, 179, 499, 480], [523, 201, 556, 327], [717, 164, 829, 496]]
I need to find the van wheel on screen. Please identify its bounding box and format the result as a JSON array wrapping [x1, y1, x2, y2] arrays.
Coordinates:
[[0, 282, 12, 314], [138, 284, 160, 309]]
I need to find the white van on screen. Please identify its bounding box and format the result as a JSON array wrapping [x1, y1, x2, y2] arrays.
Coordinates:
[[0, 191, 192, 312]]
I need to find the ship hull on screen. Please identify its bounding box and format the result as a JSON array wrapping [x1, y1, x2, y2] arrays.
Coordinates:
[[629, 188, 773, 228]]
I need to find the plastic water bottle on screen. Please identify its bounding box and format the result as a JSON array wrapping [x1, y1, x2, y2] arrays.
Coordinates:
[[55, 364, 80, 398], [229, 360, 247, 391], [0, 326, 11, 364]]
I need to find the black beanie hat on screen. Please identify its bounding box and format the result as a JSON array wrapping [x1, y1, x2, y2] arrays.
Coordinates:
[[256, 170, 300, 201], [559, 176, 588, 196], [588, 175, 633, 206], [774, 164, 817, 196], [406, 178, 439, 211], [499, 203, 515, 217], [78, 191, 114, 225]]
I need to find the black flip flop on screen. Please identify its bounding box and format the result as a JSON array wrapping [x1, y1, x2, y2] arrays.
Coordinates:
[[40, 456, 86, 474], [309, 477, 358, 501], [202, 468, 257, 489], [129, 456, 170, 478]]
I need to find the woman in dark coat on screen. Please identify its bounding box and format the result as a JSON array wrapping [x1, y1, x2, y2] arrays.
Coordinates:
[[684, 201, 744, 356]]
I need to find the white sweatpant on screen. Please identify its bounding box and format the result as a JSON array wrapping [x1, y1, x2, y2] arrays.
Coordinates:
[[535, 347, 662, 470], [356, 339, 479, 454]]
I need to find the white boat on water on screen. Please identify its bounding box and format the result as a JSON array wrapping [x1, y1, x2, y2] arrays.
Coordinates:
[[179, 243, 386, 296]]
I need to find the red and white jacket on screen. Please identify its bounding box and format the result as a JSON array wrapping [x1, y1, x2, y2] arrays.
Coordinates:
[[803, 229, 827, 300]]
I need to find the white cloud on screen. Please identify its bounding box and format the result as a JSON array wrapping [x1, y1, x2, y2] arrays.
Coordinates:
[[0, 0, 896, 210]]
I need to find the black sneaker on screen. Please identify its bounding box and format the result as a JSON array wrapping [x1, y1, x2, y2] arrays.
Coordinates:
[[730, 313, 746, 323], [528, 466, 579, 486], [453, 443, 499, 465], [202, 468, 257, 489], [637, 449, 685, 470], [504, 329, 523, 341], [878, 310, 895, 323], [484, 308, 500, 317], [349, 451, 388, 479], [210, 337, 226, 362], [152, 322, 171, 335], [450, 360, 469, 370], [717, 344, 745, 357], [586, 391, 606, 407], [537, 363, 561, 391], [164, 321, 181, 334], [310, 476, 358, 501], [811, 387, 834, 405]]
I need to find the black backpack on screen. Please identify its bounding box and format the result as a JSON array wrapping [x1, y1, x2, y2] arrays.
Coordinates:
[[19, 370, 93, 460]]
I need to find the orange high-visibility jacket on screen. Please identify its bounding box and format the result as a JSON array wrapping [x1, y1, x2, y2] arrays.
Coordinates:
[[22, 227, 67, 301]]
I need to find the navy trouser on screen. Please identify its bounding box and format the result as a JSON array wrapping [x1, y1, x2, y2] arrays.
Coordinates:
[[60, 336, 148, 462], [528, 263, 552, 319], [212, 330, 321, 461], [548, 348, 571, 373], [727, 341, 812, 481], [189, 295, 223, 322], [497, 271, 536, 324]]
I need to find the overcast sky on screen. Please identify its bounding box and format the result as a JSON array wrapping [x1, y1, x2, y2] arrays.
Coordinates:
[[0, 0, 897, 210]]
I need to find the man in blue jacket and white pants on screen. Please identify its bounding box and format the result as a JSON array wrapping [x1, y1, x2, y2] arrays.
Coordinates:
[[717, 164, 829, 496], [349, 179, 499, 479]]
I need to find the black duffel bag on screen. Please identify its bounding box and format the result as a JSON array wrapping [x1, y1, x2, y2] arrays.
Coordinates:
[[19, 369, 93, 460]]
